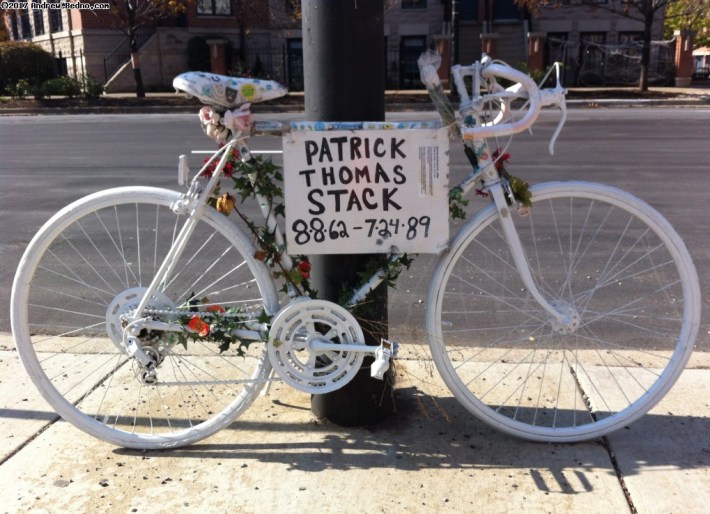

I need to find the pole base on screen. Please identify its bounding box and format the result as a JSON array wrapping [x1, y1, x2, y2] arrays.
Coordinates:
[[311, 358, 395, 427]]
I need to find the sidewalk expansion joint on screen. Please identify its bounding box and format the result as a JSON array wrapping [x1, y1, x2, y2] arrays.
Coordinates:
[[599, 436, 638, 514], [0, 414, 61, 467]]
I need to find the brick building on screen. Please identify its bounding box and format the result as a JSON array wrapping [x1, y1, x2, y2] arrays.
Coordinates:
[[2, 1, 675, 92]]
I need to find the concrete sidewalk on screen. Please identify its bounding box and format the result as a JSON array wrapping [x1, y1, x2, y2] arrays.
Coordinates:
[[2, 333, 708, 514]]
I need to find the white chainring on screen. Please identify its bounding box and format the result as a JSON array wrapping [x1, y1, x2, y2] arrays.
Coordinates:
[[268, 299, 366, 394]]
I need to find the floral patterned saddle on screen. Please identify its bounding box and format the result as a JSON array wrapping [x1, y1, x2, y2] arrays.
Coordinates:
[[173, 72, 288, 109]]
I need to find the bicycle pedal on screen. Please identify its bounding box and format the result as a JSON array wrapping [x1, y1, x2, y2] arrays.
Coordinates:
[[370, 339, 399, 380]]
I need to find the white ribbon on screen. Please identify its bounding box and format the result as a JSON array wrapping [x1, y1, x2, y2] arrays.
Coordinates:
[[198, 104, 254, 143]]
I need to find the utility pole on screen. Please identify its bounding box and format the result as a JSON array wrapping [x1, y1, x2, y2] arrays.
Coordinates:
[[301, 0, 394, 426]]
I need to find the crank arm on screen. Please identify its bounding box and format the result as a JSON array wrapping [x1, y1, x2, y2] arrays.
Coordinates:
[[310, 340, 377, 354], [310, 338, 399, 355], [310, 339, 399, 380]]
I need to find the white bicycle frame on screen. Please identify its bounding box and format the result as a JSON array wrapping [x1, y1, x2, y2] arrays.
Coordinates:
[[125, 56, 571, 364]]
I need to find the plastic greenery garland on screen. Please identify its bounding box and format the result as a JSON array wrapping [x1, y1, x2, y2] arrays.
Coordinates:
[[179, 144, 529, 352]]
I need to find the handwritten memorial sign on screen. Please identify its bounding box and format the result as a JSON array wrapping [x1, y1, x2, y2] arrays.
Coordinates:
[[283, 122, 449, 254]]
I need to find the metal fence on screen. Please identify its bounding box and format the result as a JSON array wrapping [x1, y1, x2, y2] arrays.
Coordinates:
[[548, 37, 676, 87], [103, 28, 156, 83]]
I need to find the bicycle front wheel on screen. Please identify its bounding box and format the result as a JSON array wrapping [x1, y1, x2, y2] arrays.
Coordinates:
[[427, 182, 700, 442], [11, 187, 279, 449]]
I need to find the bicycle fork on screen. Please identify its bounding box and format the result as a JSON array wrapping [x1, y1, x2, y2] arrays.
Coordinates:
[[487, 180, 580, 332]]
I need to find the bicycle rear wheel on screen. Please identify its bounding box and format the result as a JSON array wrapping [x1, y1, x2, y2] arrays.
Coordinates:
[[11, 187, 279, 449], [427, 182, 700, 442]]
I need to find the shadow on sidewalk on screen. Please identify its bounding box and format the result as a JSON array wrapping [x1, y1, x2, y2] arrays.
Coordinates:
[[100, 390, 710, 486]]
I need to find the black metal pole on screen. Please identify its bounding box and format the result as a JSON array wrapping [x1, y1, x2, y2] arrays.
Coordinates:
[[302, 0, 394, 426]]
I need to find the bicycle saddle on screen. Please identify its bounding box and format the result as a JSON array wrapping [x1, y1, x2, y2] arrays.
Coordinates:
[[173, 72, 288, 108]]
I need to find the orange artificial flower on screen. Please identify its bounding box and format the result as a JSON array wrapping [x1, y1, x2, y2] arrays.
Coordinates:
[[187, 315, 210, 337]]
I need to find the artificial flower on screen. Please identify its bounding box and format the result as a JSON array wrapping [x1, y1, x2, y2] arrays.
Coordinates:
[[187, 315, 210, 337], [297, 260, 312, 280], [216, 193, 236, 215], [492, 148, 511, 172]]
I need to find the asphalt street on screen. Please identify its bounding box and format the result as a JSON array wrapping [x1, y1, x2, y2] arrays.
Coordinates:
[[1, 108, 709, 514], [1, 109, 708, 350]]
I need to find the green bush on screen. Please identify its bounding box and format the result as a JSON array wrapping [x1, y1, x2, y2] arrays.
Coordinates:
[[82, 75, 105, 98], [0, 41, 54, 93], [7, 75, 105, 99], [8, 78, 32, 99], [41, 76, 83, 98]]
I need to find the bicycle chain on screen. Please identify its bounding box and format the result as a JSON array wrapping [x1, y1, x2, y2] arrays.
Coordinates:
[[140, 307, 261, 324], [153, 377, 278, 387]]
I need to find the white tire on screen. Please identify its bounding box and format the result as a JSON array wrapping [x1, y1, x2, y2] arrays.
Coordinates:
[[427, 182, 700, 442], [11, 187, 279, 449]]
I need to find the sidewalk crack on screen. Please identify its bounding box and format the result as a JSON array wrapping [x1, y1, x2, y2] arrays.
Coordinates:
[[600, 436, 638, 514]]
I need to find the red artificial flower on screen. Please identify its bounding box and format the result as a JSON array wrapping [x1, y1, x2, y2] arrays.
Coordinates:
[[206, 305, 226, 314], [200, 157, 218, 179], [492, 148, 511, 172], [297, 260, 312, 280], [187, 315, 210, 337], [200, 145, 240, 179]]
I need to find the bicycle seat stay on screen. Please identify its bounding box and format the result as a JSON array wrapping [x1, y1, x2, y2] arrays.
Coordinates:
[[173, 72, 288, 108]]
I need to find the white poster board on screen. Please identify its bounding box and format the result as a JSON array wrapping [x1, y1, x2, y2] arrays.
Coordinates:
[[283, 123, 449, 254]]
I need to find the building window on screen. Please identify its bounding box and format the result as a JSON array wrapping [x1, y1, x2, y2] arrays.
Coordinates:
[[460, 0, 478, 21], [402, 0, 427, 9], [578, 32, 606, 86], [619, 32, 643, 44], [197, 0, 232, 16], [49, 9, 64, 33], [20, 12, 32, 39], [33, 10, 45, 36], [287, 38, 304, 91], [11, 13, 19, 40], [546, 32, 568, 68], [493, 0, 521, 21], [400, 36, 427, 88]]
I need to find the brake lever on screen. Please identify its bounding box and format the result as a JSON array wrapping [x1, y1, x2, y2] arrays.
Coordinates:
[[540, 62, 567, 155], [549, 100, 567, 155]]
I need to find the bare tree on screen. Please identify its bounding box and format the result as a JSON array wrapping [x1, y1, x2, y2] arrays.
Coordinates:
[[106, 0, 190, 98]]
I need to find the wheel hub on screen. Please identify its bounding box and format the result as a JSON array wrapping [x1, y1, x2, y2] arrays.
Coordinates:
[[549, 300, 581, 334], [105, 287, 174, 350], [268, 299, 366, 394]]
